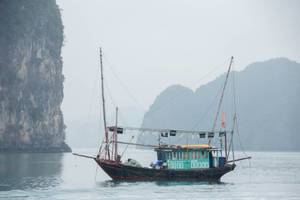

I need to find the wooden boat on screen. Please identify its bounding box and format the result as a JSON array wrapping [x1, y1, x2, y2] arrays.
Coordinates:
[[95, 144, 236, 181], [74, 49, 251, 182]]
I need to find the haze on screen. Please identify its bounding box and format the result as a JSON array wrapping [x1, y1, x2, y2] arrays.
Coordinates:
[[56, 0, 300, 146]]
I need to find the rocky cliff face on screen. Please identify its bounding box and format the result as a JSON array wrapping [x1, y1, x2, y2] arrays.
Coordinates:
[[0, 0, 71, 152]]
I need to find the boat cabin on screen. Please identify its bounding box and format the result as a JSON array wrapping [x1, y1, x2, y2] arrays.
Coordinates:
[[155, 144, 226, 170]]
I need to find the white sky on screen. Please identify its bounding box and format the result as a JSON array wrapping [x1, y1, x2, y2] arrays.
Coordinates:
[[56, 0, 300, 126]]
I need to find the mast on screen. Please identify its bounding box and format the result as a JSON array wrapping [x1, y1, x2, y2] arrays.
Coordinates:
[[114, 107, 118, 161], [210, 56, 234, 147], [99, 47, 109, 159], [224, 132, 228, 160]]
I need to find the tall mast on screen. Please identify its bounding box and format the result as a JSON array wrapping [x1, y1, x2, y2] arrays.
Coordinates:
[[99, 47, 109, 159], [230, 64, 237, 162], [210, 56, 234, 146]]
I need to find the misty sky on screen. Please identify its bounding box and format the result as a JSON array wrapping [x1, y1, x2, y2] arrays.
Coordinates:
[[56, 0, 300, 128]]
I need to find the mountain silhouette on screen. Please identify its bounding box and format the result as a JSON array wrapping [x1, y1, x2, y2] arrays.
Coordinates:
[[140, 58, 300, 151]]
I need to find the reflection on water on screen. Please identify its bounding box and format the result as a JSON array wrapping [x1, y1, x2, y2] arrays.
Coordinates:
[[97, 180, 124, 188], [0, 153, 63, 191], [98, 180, 226, 188], [0, 150, 299, 200], [153, 181, 226, 187]]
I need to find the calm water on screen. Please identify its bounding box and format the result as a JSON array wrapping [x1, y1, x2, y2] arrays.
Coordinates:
[[0, 149, 299, 200]]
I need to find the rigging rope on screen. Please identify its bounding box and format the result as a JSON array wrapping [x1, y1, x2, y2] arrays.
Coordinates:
[[102, 54, 147, 112], [230, 62, 251, 175], [211, 57, 234, 132], [101, 51, 232, 139], [120, 135, 135, 158], [104, 80, 117, 108], [230, 62, 249, 158], [97, 52, 246, 156], [190, 83, 224, 131], [146, 59, 230, 117]]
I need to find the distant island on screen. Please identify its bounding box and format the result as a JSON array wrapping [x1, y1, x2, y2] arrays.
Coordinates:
[[0, 0, 70, 152], [139, 58, 300, 151]]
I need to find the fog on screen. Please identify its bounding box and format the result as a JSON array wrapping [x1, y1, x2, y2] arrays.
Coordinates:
[[56, 0, 300, 146]]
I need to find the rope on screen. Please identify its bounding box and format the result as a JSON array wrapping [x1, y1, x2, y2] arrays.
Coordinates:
[[101, 52, 231, 138], [230, 63, 249, 159], [211, 57, 234, 133], [104, 80, 117, 108], [147, 59, 230, 117], [231, 64, 251, 177], [235, 116, 249, 158], [190, 83, 224, 130], [97, 52, 237, 153], [120, 135, 135, 158], [80, 56, 104, 156], [102, 54, 147, 112]]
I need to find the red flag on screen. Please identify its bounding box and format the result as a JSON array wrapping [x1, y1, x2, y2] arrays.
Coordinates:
[[221, 112, 226, 128]]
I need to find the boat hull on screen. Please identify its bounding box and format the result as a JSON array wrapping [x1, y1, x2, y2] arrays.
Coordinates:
[[95, 159, 235, 182]]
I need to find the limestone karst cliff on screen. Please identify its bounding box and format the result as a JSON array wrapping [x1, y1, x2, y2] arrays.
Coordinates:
[[0, 0, 71, 152], [139, 58, 300, 151]]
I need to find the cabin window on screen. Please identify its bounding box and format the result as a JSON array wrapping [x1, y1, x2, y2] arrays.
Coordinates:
[[183, 151, 187, 159], [204, 151, 208, 158], [189, 151, 192, 159], [178, 151, 182, 160], [212, 151, 216, 157], [201, 151, 205, 158]]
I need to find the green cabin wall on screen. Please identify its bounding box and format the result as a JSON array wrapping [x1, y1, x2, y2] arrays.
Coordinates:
[[159, 149, 211, 170]]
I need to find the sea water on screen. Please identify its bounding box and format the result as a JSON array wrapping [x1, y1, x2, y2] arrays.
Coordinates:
[[0, 149, 299, 200]]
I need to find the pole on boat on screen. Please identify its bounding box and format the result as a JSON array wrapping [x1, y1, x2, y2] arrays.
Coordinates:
[[231, 65, 237, 163], [99, 47, 110, 160], [224, 131, 228, 160], [114, 107, 118, 161], [231, 114, 236, 163], [221, 112, 228, 160], [210, 56, 234, 150], [226, 156, 251, 163]]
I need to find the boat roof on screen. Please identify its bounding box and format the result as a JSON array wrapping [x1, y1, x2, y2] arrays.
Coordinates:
[[180, 144, 211, 149], [155, 144, 220, 151]]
